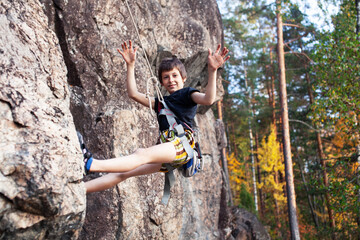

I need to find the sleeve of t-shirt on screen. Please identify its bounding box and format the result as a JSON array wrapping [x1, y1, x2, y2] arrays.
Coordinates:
[[185, 87, 200, 105], [154, 97, 159, 114]]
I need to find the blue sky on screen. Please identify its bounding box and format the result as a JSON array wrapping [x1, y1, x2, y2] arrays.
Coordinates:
[[291, 0, 339, 31], [216, 0, 340, 96], [217, 0, 340, 32]]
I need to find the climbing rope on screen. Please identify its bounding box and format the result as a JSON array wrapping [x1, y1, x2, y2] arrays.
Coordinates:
[[124, 0, 164, 116], [146, 76, 164, 112]]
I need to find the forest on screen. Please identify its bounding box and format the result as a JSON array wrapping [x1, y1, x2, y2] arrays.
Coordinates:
[[216, 0, 360, 239]]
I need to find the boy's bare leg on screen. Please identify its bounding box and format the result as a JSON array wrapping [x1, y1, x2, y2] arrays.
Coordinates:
[[88, 142, 176, 173], [85, 163, 162, 193]]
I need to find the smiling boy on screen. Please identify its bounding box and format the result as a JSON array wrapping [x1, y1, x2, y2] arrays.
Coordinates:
[[83, 40, 229, 193]]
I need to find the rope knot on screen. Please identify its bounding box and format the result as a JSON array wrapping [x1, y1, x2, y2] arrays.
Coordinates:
[[146, 76, 164, 117]]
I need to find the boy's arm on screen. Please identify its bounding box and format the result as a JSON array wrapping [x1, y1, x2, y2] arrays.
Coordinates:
[[118, 40, 155, 108], [191, 44, 230, 106]]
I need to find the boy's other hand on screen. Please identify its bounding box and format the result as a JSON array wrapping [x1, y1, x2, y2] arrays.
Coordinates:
[[117, 40, 139, 66], [207, 44, 230, 71]]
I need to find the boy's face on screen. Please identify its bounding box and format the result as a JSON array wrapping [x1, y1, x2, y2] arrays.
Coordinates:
[[161, 68, 186, 94]]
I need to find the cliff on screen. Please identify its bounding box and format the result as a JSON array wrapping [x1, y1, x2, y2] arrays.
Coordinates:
[[0, 0, 270, 239]]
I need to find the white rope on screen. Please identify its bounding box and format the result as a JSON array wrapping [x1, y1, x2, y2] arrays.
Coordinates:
[[146, 76, 164, 116], [124, 0, 154, 77], [124, 0, 165, 116]]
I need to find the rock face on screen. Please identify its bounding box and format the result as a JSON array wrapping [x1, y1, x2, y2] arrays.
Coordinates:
[[0, 0, 85, 239], [228, 208, 271, 240], [0, 0, 269, 239]]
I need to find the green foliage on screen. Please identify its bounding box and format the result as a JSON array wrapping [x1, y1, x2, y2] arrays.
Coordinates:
[[308, 2, 360, 235], [307, 158, 360, 238], [311, 0, 360, 135], [219, 0, 360, 238], [238, 183, 256, 213]]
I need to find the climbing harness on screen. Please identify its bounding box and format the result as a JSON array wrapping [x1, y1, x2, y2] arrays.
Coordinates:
[[157, 101, 204, 204], [124, 0, 204, 205]]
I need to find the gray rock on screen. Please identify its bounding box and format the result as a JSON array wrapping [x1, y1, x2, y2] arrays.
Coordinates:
[[0, 0, 269, 239], [0, 0, 85, 238], [229, 208, 271, 240]]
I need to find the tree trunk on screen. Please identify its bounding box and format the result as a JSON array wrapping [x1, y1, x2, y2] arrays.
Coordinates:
[[269, 48, 277, 132], [356, 0, 360, 36], [306, 71, 336, 230], [355, 2, 360, 229], [255, 131, 265, 217], [295, 152, 320, 229], [274, 168, 282, 235], [244, 67, 258, 212], [217, 100, 233, 206], [229, 122, 237, 157], [249, 120, 258, 212], [276, 1, 300, 239], [316, 133, 336, 229], [356, 144, 360, 235]]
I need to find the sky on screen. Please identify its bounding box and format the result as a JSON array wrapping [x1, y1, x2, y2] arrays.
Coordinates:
[[291, 0, 340, 31], [216, 0, 340, 95], [217, 0, 340, 32]]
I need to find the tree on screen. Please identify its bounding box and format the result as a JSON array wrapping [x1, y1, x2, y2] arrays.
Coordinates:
[[258, 125, 286, 235], [311, 0, 360, 138], [218, 0, 360, 237], [227, 153, 244, 205], [310, 0, 360, 236], [356, 0, 360, 35], [276, 0, 300, 238], [220, 0, 276, 218]]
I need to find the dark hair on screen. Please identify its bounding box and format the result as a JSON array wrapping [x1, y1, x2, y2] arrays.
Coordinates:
[[158, 57, 187, 83]]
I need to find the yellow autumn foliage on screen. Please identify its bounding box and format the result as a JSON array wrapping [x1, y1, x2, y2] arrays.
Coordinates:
[[257, 125, 286, 206], [327, 116, 359, 158], [227, 152, 247, 206]]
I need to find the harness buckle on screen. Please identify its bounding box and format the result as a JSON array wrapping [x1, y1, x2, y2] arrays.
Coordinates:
[[174, 124, 185, 137]]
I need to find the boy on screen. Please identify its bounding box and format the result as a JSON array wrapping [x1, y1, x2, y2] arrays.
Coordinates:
[[84, 40, 229, 193]]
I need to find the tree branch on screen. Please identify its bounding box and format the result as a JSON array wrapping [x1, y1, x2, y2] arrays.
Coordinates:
[[289, 119, 331, 133], [283, 23, 306, 29], [284, 42, 313, 63]]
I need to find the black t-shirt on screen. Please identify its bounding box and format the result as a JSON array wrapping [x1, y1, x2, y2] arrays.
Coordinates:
[[155, 87, 199, 131]]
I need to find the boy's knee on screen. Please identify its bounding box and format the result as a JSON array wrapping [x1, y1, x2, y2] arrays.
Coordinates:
[[107, 173, 124, 184], [134, 148, 146, 158], [113, 173, 123, 180]]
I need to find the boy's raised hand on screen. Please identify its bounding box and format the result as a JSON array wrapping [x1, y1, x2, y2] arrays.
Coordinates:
[[207, 44, 230, 71], [117, 40, 139, 65]]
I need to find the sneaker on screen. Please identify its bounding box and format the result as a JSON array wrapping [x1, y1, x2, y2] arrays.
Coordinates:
[[76, 131, 93, 175]]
